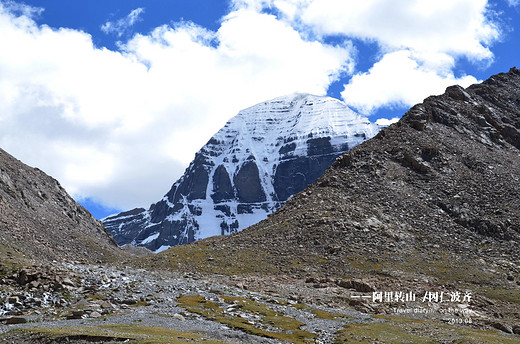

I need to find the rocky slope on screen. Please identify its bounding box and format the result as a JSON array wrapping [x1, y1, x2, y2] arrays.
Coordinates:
[[143, 68, 520, 334], [104, 94, 380, 252], [0, 148, 124, 265]]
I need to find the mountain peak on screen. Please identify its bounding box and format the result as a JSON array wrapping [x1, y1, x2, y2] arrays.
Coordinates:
[[104, 94, 380, 251]]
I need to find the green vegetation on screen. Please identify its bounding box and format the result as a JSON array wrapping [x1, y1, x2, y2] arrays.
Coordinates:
[[86, 293, 104, 301], [334, 315, 520, 344], [143, 243, 280, 275], [312, 309, 351, 320], [6, 324, 231, 343], [177, 294, 317, 344], [479, 288, 520, 305]]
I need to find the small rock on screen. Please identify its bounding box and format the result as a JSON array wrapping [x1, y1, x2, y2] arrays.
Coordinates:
[[491, 321, 513, 334], [305, 277, 317, 284], [351, 279, 375, 292], [101, 301, 115, 309], [336, 279, 352, 289], [122, 299, 137, 305], [226, 304, 241, 312], [173, 313, 185, 321], [62, 278, 75, 286], [477, 116, 489, 127], [67, 310, 85, 320], [73, 310, 85, 316], [89, 311, 102, 318], [31, 298, 42, 306], [5, 317, 27, 325]]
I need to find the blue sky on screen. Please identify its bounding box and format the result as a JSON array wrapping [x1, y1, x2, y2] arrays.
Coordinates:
[[0, 0, 518, 219]]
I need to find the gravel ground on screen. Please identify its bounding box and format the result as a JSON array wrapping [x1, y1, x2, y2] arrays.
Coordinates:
[[0, 262, 368, 343]]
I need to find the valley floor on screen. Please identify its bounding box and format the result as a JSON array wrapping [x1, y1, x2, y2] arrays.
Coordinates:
[[0, 262, 519, 343]]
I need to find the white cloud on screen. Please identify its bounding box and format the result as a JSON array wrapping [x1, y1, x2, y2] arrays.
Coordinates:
[[0, 0, 43, 17], [375, 117, 400, 126], [342, 50, 478, 113], [298, 0, 499, 59], [0, 4, 353, 210], [0, 1, 506, 211], [507, 0, 519, 6], [246, 0, 500, 59], [101, 7, 145, 37], [233, 0, 500, 114]]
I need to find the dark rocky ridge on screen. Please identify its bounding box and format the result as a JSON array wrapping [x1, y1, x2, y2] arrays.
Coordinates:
[[145, 68, 520, 328], [0, 148, 124, 264]]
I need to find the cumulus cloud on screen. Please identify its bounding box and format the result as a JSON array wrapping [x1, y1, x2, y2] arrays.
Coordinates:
[[0, 1, 506, 211], [294, 0, 499, 58], [101, 7, 145, 37], [233, 0, 501, 114], [342, 50, 478, 113], [0, 4, 353, 210], [375, 117, 400, 126]]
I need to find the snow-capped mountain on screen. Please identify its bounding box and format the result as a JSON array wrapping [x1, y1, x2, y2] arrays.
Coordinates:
[[103, 93, 382, 252]]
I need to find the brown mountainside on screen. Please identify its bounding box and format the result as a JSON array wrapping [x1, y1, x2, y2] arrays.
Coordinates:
[[0, 148, 124, 264], [143, 68, 520, 324]]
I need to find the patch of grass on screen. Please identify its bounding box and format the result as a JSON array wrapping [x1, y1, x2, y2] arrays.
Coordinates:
[[8, 324, 231, 343], [334, 315, 520, 344], [220, 296, 307, 332], [177, 294, 316, 344], [263, 314, 304, 331], [291, 303, 308, 310], [0, 246, 27, 272], [399, 251, 502, 286], [335, 320, 436, 344], [311, 257, 330, 264], [479, 288, 520, 305], [312, 309, 351, 320], [221, 296, 277, 316], [141, 243, 279, 276], [131, 300, 150, 307], [87, 293, 104, 301], [61, 290, 74, 301], [347, 255, 385, 273], [153, 312, 173, 318]]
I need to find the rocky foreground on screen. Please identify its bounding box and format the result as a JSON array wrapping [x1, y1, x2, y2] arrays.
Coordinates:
[[1, 261, 519, 343]]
